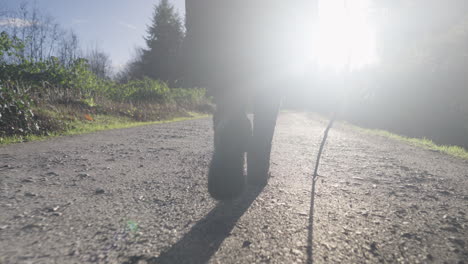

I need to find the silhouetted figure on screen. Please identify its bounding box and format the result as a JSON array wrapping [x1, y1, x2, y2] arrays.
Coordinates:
[[184, 0, 316, 200]]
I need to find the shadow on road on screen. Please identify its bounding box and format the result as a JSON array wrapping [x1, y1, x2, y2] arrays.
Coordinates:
[[136, 185, 265, 264], [306, 179, 318, 264]]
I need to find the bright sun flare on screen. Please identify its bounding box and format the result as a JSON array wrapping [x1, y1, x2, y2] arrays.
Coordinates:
[[317, 0, 378, 71]]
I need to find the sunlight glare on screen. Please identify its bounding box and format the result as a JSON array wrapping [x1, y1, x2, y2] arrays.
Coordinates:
[[317, 0, 378, 71]]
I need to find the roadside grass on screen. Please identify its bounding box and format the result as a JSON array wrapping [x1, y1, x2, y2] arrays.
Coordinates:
[[351, 125, 468, 160], [0, 112, 208, 145]]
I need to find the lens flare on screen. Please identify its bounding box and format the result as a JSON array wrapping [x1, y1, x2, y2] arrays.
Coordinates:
[[316, 0, 378, 71]]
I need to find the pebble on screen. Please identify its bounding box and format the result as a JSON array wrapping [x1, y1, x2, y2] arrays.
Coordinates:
[[242, 241, 252, 248], [95, 188, 105, 194], [290, 249, 303, 256], [448, 237, 465, 247], [78, 173, 90, 178], [440, 225, 458, 232], [24, 192, 37, 197], [370, 242, 378, 251], [21, 178, 35, 183], [46, 206, 60, 212]]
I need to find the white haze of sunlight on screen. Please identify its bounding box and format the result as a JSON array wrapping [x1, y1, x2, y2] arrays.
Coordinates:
[[316, 0, 378, 71]]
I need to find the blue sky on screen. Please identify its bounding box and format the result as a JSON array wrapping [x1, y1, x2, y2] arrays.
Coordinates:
[[1, 0, 185, 69]]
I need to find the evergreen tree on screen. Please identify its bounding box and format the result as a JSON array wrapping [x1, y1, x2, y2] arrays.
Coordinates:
[[141, 0, 184, 84]]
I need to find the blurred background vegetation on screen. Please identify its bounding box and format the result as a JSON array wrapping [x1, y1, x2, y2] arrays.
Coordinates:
[[1, 0, 467, 149], [0, 0, 210, 141]]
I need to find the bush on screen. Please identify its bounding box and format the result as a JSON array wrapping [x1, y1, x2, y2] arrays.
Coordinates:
[[0, 84, 40, 137], [127, 78, 170, 103], [1, 31, 211, 139], [169, 87, 208, 109], [108, 77, 192, 104]]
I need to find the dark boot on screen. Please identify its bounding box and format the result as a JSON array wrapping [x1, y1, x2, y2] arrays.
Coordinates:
[[208, 112, 252, 200], [247, 95, 281, 186]]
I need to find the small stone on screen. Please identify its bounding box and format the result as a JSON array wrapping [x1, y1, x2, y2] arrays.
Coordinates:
[[21, 178, 35, 183], [401, 233, 415, 239], [295, 242, 304, 247], [46, 206, 60, 212], [78, 173, 90, 178], [22, 223, 42, 230], [370, 242, 378, 251], [448, 237, 465, 247], [291, 249, 303, 256], [24, 192, 37, 197], [0, 225, 8, 230], [46, 172, 59, 176], [242, 241, 252, 248], [440, 225, 458, 232], [52, 212, 62, 216], [438, 190, 451, 195], [95, 188, 105, 194]]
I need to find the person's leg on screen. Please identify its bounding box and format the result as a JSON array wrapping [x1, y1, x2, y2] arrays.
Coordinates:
[[208, 90, 252, 200], [247, 92, 281, 186]]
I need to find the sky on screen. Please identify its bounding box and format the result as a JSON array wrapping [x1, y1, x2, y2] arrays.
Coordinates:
[[1, 0, 380, 72], [1, 0, 185, 70]]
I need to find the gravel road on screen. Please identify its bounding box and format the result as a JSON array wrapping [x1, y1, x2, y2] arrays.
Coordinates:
[[1, 112, 467, 264]]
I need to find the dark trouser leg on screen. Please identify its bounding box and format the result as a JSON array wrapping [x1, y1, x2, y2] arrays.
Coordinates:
[[208, 91, 252, 200], [248, 93, 281, 185]]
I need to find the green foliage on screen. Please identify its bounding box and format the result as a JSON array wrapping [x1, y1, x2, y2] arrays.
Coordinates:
[[169, 87, 208, 108], [0, 84, 40, 137], [352, 125, 468, 160], [1, 31, 210, 140], [140, 0, 184, 83], [128, 78, 170, 103], [106, 77, 208, 107], [109, 77, 170, 103], [0, 31, 25, 60]]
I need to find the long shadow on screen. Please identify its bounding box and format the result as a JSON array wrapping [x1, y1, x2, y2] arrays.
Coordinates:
[[306, 179, 318, 264], [142, 185, 265, 264]]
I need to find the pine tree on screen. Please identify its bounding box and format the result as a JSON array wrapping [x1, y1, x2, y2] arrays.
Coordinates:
[[141, 0, 184, 84]]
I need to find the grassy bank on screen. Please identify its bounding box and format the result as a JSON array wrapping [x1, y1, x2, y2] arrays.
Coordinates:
[[0, 112, 208, 145], [350, 125, 468, 160]]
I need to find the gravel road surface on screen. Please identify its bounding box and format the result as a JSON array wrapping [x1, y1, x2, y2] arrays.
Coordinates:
[[1, 112, 467, 264]]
